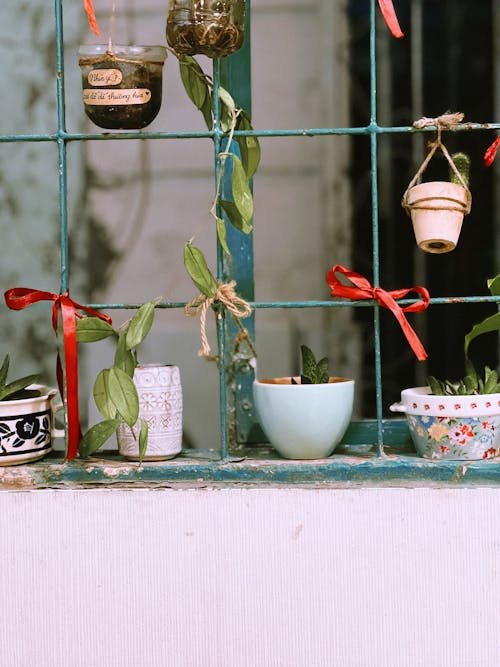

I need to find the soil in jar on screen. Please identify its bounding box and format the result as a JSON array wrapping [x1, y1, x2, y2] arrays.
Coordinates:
[[79, 52, 164, 130]]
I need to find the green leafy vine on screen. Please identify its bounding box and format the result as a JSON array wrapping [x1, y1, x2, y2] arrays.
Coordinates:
[[176, 54, 260, 287]]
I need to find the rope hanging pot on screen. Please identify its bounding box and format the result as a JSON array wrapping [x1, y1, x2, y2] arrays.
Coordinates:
[[402, 112, 472, 254]]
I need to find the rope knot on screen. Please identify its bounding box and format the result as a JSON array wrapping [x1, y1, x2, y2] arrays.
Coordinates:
[[412, 111, 464, 133], [185, 281, 252, 359]]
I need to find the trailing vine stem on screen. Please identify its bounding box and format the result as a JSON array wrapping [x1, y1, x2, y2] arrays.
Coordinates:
[[210, 104, 242, 223]]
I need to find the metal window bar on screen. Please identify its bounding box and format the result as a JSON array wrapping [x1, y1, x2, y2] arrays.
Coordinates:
[[3, 0, 500, 487]]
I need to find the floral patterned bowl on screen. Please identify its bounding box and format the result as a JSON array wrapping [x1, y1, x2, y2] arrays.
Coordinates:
[[390, 387, 500, 460]]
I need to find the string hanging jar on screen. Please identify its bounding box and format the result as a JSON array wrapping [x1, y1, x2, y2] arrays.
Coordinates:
[[166, 0, 246, 58]]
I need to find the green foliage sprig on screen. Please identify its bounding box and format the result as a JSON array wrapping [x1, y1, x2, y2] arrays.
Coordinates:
[[177, 54, 260, 290], [76, 300, 159, 461], [428, 362, 500, 396], [427, 274, 500, 396], [0, 354, 40, 401], [291, 345, 330, 385]]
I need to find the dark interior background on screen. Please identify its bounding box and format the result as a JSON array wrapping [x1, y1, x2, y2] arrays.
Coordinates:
[[349, 0, 496, 415]]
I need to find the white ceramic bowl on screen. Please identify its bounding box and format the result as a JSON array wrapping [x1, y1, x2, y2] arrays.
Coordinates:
[[391, 387, 500, 460]]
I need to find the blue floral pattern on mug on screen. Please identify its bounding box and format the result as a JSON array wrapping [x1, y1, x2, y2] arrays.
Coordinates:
[[407, 414, 500, 460]]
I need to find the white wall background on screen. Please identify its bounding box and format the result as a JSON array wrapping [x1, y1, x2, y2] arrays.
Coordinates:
[[1, 486, 500, 667]]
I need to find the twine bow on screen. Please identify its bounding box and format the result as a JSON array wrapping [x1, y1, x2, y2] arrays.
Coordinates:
[[402, 111, 472, 215], [4, 288, 112, 459], [185, 281, 252, 359], [326, 265, 430, 361]]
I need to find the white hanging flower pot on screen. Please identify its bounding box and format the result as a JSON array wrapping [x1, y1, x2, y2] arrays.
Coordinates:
[[402, 115, 471, 254], [405, 181, 470, 253]]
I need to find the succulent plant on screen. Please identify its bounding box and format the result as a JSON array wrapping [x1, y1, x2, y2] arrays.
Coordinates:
[[449, 151, 470, 188], [0, 354, 40, 401], [428, 361, 500, 396], [291, 345, 330, 385]]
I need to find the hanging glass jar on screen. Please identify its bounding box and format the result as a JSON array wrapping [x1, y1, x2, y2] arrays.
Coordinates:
[[166, 0, 245, 58], [78, 45, 167, 130]]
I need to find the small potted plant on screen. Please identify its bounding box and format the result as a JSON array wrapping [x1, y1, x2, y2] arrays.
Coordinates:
[[0, 355, 63, 466], [76, 300, 183, 462], [402, 151, 471, 254], [253, 345, 355, 460], [391, 274, 500, 460]]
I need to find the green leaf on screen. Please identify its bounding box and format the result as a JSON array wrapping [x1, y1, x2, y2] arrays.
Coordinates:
[[0, 374, 40, 401], [445, 380, 459, 395], [216, 217, 231, 255], [183, 242, 218, 297], [76, 317, 115, 342], [427, 376, 445, 395], [114, 333, 135, 377], [200, 91, 213, 130], [0, 354, 9, 389], [108, 367, 139, 427], [236, 114, 261, 179], [301, 345, 318, 384], [218, 86, 236, 114], [93, 369, 117, 420], [463, 375, 477, 394], [126, 301, 156, 351], [220, 103, 232, 133], [220, 200, 253, 235], [138, 418, 149, 464], [231, 155, 254, 226], [487, 274, 500, 296], [464, 312, 500, 357], [179, 56, 209, 110], [79, 419, 121, 458], [485, 367, 499, 393], [317, 357, 330, 384]]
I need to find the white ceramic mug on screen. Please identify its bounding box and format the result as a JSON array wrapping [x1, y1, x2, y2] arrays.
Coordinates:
[[0, 385, 64, 466]]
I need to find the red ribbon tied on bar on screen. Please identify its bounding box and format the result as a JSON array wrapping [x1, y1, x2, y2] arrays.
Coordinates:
[[4, 288, 112, 460], [326, 265, 430, 361]]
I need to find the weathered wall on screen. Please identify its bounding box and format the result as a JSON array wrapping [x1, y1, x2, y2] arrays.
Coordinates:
[[0, 1, 87, 384], [1, 486, 499, 667]]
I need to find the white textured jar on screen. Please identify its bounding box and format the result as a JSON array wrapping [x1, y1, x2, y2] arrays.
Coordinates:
[[117, 364, 183, 461]]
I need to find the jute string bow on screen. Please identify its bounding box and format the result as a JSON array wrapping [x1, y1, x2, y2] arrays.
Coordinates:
[[402, 112, 472, 215], [185, 281, 252, 359]]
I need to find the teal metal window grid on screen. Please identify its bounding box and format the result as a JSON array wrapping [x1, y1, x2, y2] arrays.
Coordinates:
[[3, 0, 500, 486]]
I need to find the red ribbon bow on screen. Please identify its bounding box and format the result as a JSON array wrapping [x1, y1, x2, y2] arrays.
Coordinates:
[[378, 0, 404, 38], [484, 136, 500, 167], [326, 265, 430, 361], [4, 288, 112, 460]]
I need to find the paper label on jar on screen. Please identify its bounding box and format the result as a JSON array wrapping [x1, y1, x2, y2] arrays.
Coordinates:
[[87, 68, 123, 86], [83, 89, 152, 105]]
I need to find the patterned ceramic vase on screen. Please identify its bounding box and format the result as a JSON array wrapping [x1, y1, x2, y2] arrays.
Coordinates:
[[0, 386, 63, 466], [391, 387, 500, 460], [117, 364, 183, 461]]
